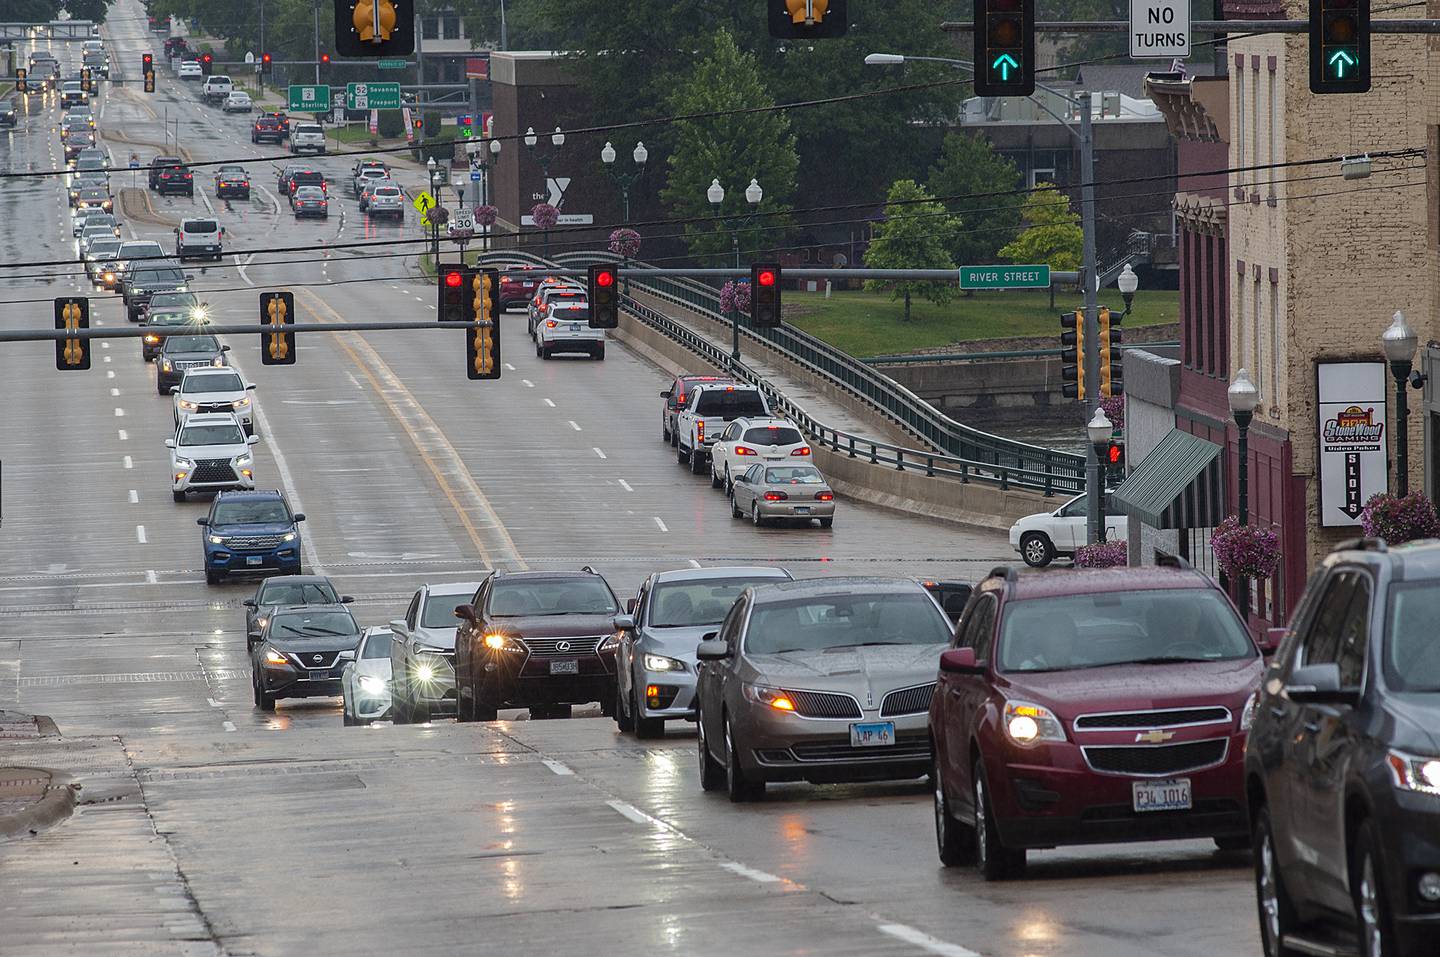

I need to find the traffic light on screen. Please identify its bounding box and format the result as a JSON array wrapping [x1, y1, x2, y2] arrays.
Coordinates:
[[54, 298, 90, 371], [588, 263, 619, 329], [975, 0, 1035, 97], [142, 54, 155, 93], [768, 0, 848, 39], [751, 263, 782, 328], [439, 266, 468, 322], [261, 52, 272, 72], [1098, 306, 1123, 397], [16, 67, 26, 94], [320, 53, 331, 66], [468, 268, 500, 380], [335, 0, 415, 57], [1310, 0, 1369, 93], [1060, 310, 1085, 400], [1106, 440, 1125, 482], [259, 292, 296, 365], [80, 67, 91, 92], [200, 53, 213, 76]]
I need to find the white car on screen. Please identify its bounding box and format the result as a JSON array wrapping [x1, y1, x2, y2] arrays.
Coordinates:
[[527, 282, 586, 338], [536, 301, 605, 360], [341, 626, 394, 725], [221, 90, 251, 113], [290, 123, 326, 154], [175, 217, 225, 262], [388, 580, 485, 723], [178, 60, 202, 80], [675, 384, 772, 475], [353, 166, 389, 198], [708, 417, 811, 494], [165, 413, 258, 502], [1008, 491, 1131, 567], [172, 367, 256, 434]]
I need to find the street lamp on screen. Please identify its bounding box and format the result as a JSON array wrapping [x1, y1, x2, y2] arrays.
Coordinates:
[[466, 136, 502, 251], [426, 157, 445, 267], [1117, 263, 1139, 313], [599, 140, 647, 221], [524, 127, 565, 256], [1086, 408, 1113, 540], [1228, 368, 1260, 526], [707, 177, 764, 366], [1382, 310, 1422, 496]]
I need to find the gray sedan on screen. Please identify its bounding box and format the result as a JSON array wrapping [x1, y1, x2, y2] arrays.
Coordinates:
[[729, 463, 836, 528], [694, 577, 952, 802]]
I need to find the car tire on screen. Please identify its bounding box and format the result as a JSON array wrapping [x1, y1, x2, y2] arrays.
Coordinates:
[[710, 464, 724, 489], [973, 757, 1025, 880], [1353, 819, 1397, 957], [697, 708, 725, 792], [457, 685, 475, 722], [535, 341, 542, 358], [934, 752, 976, 867], [1214, 834, 1251, 852], [819, 517, 834, 529], [205, 569, 221, 585], [662, 423, 671, 443], [678, 445, 690, 466], [615, 679, 634, 732], [634, 686, 664, 739], [255, 676, 275, 712], [172, 490, 185, 503], [1253, 806, 1301, 957], [724, 716, 764, 802], [752, 503, 765, 527], [689, 449, 706, 475], [594, 346, 604, 360], [413, 695, 431, 723], [342, 709, 354, 727], [540, 346, 551, 360], [1020, 533, 1055, 568], [731, 496, 744, 519]]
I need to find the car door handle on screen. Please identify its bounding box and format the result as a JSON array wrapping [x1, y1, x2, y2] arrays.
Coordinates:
[[1269, 706, 1286, 718], [1303, 721, 1321, 734]]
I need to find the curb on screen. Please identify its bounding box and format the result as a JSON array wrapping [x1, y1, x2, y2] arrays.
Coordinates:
[[0, 770, 78, 840]]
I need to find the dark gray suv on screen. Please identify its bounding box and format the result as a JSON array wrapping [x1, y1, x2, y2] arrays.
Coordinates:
[[156, 333, 228, 395]]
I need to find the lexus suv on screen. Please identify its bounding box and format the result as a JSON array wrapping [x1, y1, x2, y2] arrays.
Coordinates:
[[388, 580, 486, 724], [166, 413, 257, 502], [251, 604, 362, 711], [196, 489, 306, 585], [454, 568, 621, 721], [1246, 538, 1440, 957]]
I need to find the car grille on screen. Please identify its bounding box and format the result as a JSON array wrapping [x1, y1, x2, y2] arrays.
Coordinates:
[[783, 689, 863, 719], [288, 650, 341, 670], [1074, 707, 1231, 731], [789, 736, 929, 763], [880, 683, 936, 717], [194, 402, 234, 415], [191, 459, 236, 483], [224, 535, 285, 551], [524, 637, 604, 658], [1082, 739, 1229, 777]]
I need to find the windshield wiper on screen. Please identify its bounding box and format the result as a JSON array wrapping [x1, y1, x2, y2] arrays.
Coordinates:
[[288, 627, 349, 637], [1128, 655, 1215, 665]]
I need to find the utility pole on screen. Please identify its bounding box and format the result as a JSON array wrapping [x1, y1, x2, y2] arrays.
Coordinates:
[[414, 10, 425, 90], [1078, 97, 1104, 545], [313, 2, 320, 85], [500, 0, 509, 51], [468, 75, 481, 209], [257, 0, 265, 93]]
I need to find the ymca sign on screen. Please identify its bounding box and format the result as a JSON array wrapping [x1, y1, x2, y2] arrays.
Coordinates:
[[1130, 0, 1190, 58]]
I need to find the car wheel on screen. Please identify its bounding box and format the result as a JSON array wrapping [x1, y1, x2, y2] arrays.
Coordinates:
[[678, 445, 690, 466], [731, 495, 744, 519], [1214, 834, 1251, 852], [1353, 819, 1398, 957], [594, 346, 604, 360], [724, 716, 764, 802], [710, 463, 724, 489], [457, 685, 475, 722], [689, 449, 706, 475], [697, 708, 725, 792], [819, 517, 834, 529], [205, 569, 221, 585], [662, 423, 671, 443], [342, 709, 354, 727], [752, 503, 765, 527], [412, 694, 431, 723], [615, 678, 634, 733], [1254, 806, 1301, 957], [255, 676, 275, 712], [934, 752, 976, 867], [390, 681, 410, 724], [1020, 533, 1055, 568], [535, 341, 542, 358], [973, 757, 1025, 880], [172, 489, 185, 503], [540, 346, 551, 360]]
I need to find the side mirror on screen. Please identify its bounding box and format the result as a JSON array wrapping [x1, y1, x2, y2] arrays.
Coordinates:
[[169, 386, 180, 394], [625, 597, 637, 615], [221, 344, 231, 352], [1284, 663, 1361, 707], [1259, 627, 1286, 656], [293, 513, 306, 522], [164, 438, 175, 448], [246, 383, 256, 390], [246, 435, 259, 446], [339, 595, 354, 603], [696, 639, 729, 661], [242, 599, 256, 608], [185, 273, 195, 281], [196, 517, 209, 526], [939, 647, 985, 675], [612, 614, 636, 632], [453, 603, 476, 622], [388, 618, 407, 634], [660, 389, 672, 398]]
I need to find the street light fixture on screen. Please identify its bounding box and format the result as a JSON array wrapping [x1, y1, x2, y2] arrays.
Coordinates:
[[523, 126, 538, 148], [425, 157, 444, 267], [1086, 408, 1113, 540], [707, 176, 765, 367], [599, 139, 647, 220], [1228, 368, 1260, 526], [1382, 310, 1422, 496], [1117, 263, 1139, 312], [465, 136, 502, 251]]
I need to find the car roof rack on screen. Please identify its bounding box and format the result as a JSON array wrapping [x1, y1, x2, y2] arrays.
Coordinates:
[[1332, 537, 1388, 554], [1154, 553, 1193, 571]]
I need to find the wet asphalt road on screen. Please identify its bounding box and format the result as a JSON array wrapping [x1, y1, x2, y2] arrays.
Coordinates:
[[0, 6, 1261, 955]]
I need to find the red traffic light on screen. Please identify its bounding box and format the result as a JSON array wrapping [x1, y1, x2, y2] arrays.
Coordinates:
[[757, 269, 777, 287], [261, 52, 272, 64], [320, 53, 331, 64], [1108, 443, 1123, 465], [444, 270, 464, 288], [142, 53, 153, 66], [202, 53, 212, 63], [595, 269, 615, 288]]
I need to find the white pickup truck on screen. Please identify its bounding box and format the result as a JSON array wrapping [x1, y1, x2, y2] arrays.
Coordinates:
[[201, 75, 232, 103], [675, 384, 773, 475]]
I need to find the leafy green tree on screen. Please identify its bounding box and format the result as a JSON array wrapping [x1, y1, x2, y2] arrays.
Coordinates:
[[999, 184, 1082, 271], [659, 29, 798, 264], [63, 0, 116, 24], [863, 179, 959, 322], [7, 0, 61, 20], [927, 132, 1024, 269]]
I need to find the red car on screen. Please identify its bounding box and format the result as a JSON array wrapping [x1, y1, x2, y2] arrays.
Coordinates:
[[930, 559, 1265, 879], [499, 264, 545, 311]]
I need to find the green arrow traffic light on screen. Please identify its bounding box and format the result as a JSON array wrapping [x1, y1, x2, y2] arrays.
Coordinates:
[[1328, 48, 1357, 76], [992, 52, 1019, 80]]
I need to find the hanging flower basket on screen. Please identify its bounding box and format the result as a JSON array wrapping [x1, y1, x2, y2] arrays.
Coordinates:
[[475, 205, 498, 227], [1210, 517, 1282, 580], [1100, 394, 1125, 432], [529, 203, 559, 230], [1074, 541, 1128, 568], [1360, 491, 1440, 545], [719, 280, 752, 314], [608, 228, 641, 259]]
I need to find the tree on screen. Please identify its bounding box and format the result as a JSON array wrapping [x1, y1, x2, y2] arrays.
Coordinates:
[[927, 132, 1024, 270], [863, 179, 959, 322], [63, 0, 116, 23], [659, 29, 798, 264], [7, 0, 61, 19], [999, 184, 1083, 271]]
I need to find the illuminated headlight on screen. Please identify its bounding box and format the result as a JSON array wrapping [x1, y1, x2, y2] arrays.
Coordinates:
[[742, 683, 795, 712], [190, 308, 208, 322], [1386, 750, 1440, 796], [282, 532, 296, 542], [415, 662, 435, 683], [1239, 692, 1259, 732], [643, 653, 686, 673], [598, 634, 620, 653], [256, 616, 269, 629], [208, 534, 224, 544], [160, 359, 173, 371], [1004, 701, 1066, 746], [212, 358, 224, 367], [103, 272, 115, 281], [143, 334, 159, 343], [263, 649, 289, 666], [232, 396, 250, 409], [178, 399, 197, 411], [358, 675, 387, 694], [483, 633, 524, 653], [234, 454, 252, 468]]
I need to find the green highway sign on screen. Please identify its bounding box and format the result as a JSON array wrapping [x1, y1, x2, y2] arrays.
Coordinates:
[[347, 81, 402, 110], [959, 264, 1051, 290], [288, 84, 331, 112], [377, 58, 408, 70]]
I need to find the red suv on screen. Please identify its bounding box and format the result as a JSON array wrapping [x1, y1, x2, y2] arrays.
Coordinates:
[[930, 558, 1265, 879], [252, 115, 286, 144], [499, 264, 545, 311]]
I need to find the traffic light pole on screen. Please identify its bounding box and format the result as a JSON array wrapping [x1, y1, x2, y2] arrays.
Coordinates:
[[1079, 102, 1104, 546]]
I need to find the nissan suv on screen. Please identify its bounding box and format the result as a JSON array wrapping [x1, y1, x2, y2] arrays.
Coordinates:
[[197, 489, 306, 585], [250, 604, 361, 711], [1246, 538, 1440, 957]]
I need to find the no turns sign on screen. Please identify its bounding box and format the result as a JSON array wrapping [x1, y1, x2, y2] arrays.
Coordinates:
[[1130, 0, 1190, 58]]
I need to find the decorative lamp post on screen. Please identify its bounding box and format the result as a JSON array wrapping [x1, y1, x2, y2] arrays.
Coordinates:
[[1382, 310, 1421, 496], [466, 136, 502, 252], [426, 156, 445, 267], [1086, 408, 1113, 542], [599, 140, 647, 222], [1117, 263, 1139, 315], [707, 177, 764, 366], [1228, 368, 1260, 526], [524, 126, 565, 200]]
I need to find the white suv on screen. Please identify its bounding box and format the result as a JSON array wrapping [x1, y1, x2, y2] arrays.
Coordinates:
[[708, 417, 810, 494], [166, 413, 258, 502], [675, 384, 772, 476], [1008, 491, 1131, 567], [536, 301, 605, 360], [364, 184, 404, 219], [290, 123, 326, 154], [172, 367, 256, 434]]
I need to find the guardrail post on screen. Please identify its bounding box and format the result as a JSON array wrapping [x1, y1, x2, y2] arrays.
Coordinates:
[[999, 467, 1010, 491], [869, 443, 878, 465], [1043, 452, 1055, 497], [847, 436, 856, 458], [896, 450, 905, 472], [926, 456, 935, 477]]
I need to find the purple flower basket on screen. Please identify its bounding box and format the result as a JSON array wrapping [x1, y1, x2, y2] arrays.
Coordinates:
[[1210, 517, 1282, 580], [1074, 541, 1128, 568], [1360, 492, 1440, 546]]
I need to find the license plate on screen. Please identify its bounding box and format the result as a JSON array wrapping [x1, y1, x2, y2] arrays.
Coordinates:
[[309, 670, 330, 681], [550, 660, 579, 675], [246, 556, 263, 566], [849, 721, 895, 747], [794, 507, 811, 514], [568, 323, 582, 331], [1132, 778, 1192, 812]]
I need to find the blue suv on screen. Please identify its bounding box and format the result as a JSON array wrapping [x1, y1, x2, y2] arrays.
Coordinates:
[[197, 489, 305, 585]]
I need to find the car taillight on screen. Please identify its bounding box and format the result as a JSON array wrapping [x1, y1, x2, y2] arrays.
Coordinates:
[[545, 320, 556, 328], [696, 421, 704, 442], [734, 446, 756, 456], [815, 492, 834, 501], [242, 181, 249, 186], [764, 491, 789, 502], [792, 447, 811, 456]]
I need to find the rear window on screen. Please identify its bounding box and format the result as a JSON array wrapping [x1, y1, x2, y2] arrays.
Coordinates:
[[295, 187, 325, 198], [295, 125, 323, 135], [764, 466, 824, 484], [550, 306, 591, 321], [743, 427, 803, 445], [293, 171, 324, 183], [183, 220, 218, 233], [374, 187, 400, 197], [694, 389, 766, 417]]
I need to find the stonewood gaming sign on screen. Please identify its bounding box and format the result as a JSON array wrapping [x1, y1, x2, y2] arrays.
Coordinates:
[[1316, 361, 1388, 527]]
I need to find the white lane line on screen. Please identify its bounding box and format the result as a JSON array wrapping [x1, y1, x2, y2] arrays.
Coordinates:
[[103, 355, 111, 363], [688, 559, 702, 568], [592, 448, 606, 459], [568, 420, 581, 431], [237, 252, 256, 287], [617, 479, 633, 493], [247, 388, 325, 576], [653, 517, 668, 533], [542, 760, 573, 776], [718, 862, 782, 884], [504, 363, 516, 371], [135, 525, 147, 544], [521, 379, 534, 388], [118, 429, 127, 441], [145, 570, 158, 584], [222, 721, 236, 733], [875, 924, 982, 957], [606, 800, 653, 826], [206, 698, 221, 709], [543, 398, 556, 408], [100, 341, 109, 349], [106, 370, 115, 379], [110, 387, 120, 397], [114, 407, 124, 417], [128, 490, 139, 504], [123, 455, 133, 469]]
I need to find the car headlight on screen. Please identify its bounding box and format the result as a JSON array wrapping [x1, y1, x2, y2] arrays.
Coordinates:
[[144, 334, 159, 343], [1386, 750, 1440, 796], [256, 616, 269, 629], [173, 456, 195, 469], [178, 399, 197, 411], [742, 683, 795, 712], [1239, 692, 1260, 732], [234, 454, 253, 467], [358, 675, 387, 694], [263, 649, 289, 666], [643, 653, 686, 673], [160, 359, 172, 371], [1004, 701, 1066, 746], [598, 634, 620, 653], [415, 662, 435, 682], [482, 632, 525, 653], [208, 534, 223, 545], [211, 358, 224, 367], [282, 532, 296, 542], [232, 396, 250, 409]]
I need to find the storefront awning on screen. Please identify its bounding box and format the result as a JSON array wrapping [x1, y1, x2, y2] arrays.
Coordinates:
[[1112, 429, 1225, 529]]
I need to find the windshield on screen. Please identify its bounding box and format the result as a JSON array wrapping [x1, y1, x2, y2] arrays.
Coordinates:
[[270, 612, 357, 639], [213, 500, 291, 525], [764, 466, 823, 485], [489, 578, 617, 617], [260, 580, 337, 606], [744, 426, 803, 445], [166, 336, 220, 353], [695, 390, 766, 417], [178, 423, 244, 446], [998, 589, 1255, 673], [745, 593, 951, 655], [422, 594, 469, 628], [361, 632, 393, 659], [1385, 584, 1440, 692], [149, 312, 196, 326], [182, 373, 242, 393], [650, 577, 781, 627], [88, 241, 121, 257], [151, 293, 198, 309], [134, 268, 186, 285], [183, 220, 218, 233]]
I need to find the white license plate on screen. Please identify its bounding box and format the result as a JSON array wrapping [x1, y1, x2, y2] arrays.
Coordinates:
[[568, 323, 583, 331], [1132, 778, 1192, 812], [794, 507, 810, 514], [849, 721, 895, 747], [549, 660, 579, 675], [246, 556, 263, 566]]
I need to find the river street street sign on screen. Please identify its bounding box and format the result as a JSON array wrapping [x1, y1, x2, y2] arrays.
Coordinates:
[[958, 264, 1051, 290]]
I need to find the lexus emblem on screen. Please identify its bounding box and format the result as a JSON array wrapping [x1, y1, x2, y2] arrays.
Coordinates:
[[556, 641, 572, 652], [312, 654, 323, 663]]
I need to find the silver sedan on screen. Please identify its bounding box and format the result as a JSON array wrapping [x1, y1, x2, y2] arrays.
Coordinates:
[[729, 463, 836, 528], [341, 627, 395, 725]]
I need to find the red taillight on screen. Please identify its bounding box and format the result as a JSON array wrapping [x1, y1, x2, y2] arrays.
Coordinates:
[[696, 421, 704, 441], [816, 492, 834, 501], [734, 446, 756, 456], [242, 181, 249, 186], [675, 392, 686, 404], [545, 320, 556, 328], [764, 491, 789, 502], [791, 447, 811, 456]]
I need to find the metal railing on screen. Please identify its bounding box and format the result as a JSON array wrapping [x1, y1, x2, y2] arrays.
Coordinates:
[[482, 250, 1084, 495]]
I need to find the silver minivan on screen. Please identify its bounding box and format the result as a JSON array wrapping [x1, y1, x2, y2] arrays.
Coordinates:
[[175, 217, 224, 261]]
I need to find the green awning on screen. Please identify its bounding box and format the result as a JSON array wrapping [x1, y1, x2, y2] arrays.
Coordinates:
[[1113, 429, 1225, 529]]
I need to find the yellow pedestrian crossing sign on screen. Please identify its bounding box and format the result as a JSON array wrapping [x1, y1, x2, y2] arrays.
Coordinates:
[[413, 191, 435, 214]]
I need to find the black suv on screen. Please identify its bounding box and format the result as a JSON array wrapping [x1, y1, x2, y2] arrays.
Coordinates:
[[1246, 537, 1440, 957], [250, 604, 362, 711], [151, 159, 194, 196]]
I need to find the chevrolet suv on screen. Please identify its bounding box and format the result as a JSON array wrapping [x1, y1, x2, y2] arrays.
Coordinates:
[[1246, 538, 1440, 957], [197, 489, 306, 585]]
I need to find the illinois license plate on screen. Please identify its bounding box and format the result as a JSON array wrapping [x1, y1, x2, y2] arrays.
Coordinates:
[[1132, 778, 1192, 812], [550, 659, 579, 675], [246, 556, 263, 566], [849, 721, 895, 747]]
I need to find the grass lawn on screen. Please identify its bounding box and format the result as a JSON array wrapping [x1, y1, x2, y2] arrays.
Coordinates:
[[784, 287, 1179, 357]]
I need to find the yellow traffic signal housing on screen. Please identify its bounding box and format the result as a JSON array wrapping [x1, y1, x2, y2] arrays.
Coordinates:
[[336, 0, 414, 56], [770, 0, 848, 37], [55, 298, 90, 370], [259, 291, 296, 365], [468, 268, 500, 380], [16, 67, 26, 94], [1059, 310, 1084, 400], [1098, 306, 1124, 397]]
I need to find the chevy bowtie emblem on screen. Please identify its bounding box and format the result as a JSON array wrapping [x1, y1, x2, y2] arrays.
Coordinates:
[[1135, 729, 1175, 744], [557, 641, 572, 652]]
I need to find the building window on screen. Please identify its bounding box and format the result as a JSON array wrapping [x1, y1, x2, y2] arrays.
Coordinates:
[[1234, 67, 1245, 196], [1269, 279, 1281, 416], [421, 16, 438, 40], [1253, 274, 1263, 411], [1267, 70, 1278, 201], [442, 16, 461, 39], [1251, 63, 1261, 195]]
